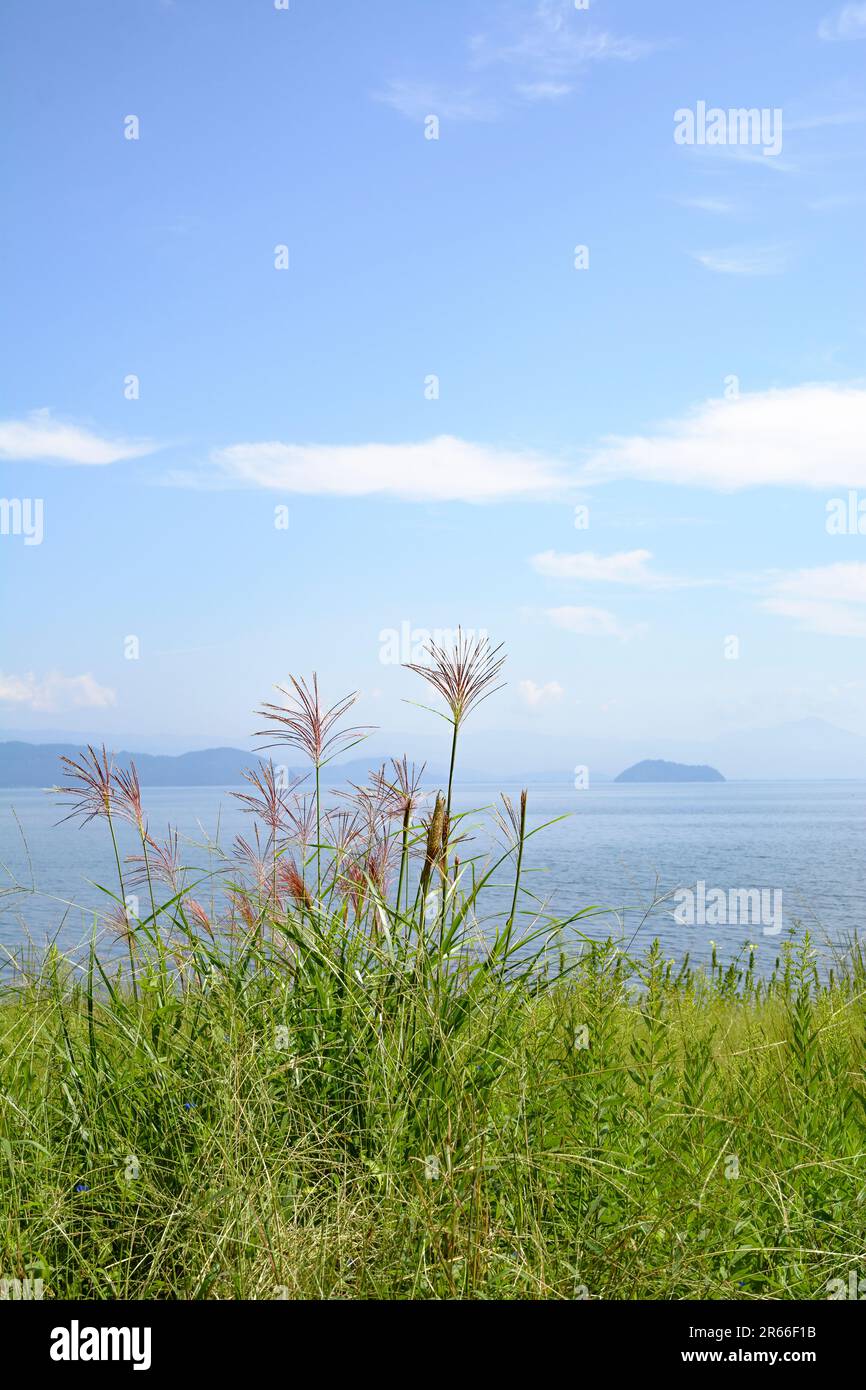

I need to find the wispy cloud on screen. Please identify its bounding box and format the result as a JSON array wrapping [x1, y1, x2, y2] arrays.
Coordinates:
[[376, 1, 661, 123], [515, 81, 573, 102], [764, 599, 866, 637], [691, 244, 791, 275], [679, 144, 797, 175], [469, 2, 661, 76], [763, 562, 866, 636], [583, 383, 866, 491], [769, 562, 866, 605], [675, 196, 738, 215], [518, 678, 565, 707], [186, 435, 568, 503], [0, 671, 116, 712], [818, 4, 866, 41], [531, 548, 679, 588], [544, 605, 643, 640], [0, 410, 154, 466], [373, 81, 498, 123]]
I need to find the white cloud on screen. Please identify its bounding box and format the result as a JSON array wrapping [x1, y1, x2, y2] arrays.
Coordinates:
[[531, 548, 667, 586], [0, 671, 117, 712], [584, 383, 866, 491], [818, 4, 866, 40], [763, 562, 866, 637], [0, 410, 154, 466], [676, 196, 737, 215], [470, 3, 660, 75], [764, 599, 866, 637], [373, 81, 498, 123], [691, 244, 790, 275], [515, 81, 572, 101], [544, 605, 641, 639], [519, 678, 565, 707], [771, 562, 866, 605], [379, 2, 660, 122], [679, 143, 797, 175], [177, 382, 866, 503], [202, 435, 567, 502]]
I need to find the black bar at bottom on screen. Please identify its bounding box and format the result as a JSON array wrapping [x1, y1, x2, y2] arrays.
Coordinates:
[[3, 1298, 860, 1376]]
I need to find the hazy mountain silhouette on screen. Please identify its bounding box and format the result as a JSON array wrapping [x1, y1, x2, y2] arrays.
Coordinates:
[[1, 716, 865, 786]]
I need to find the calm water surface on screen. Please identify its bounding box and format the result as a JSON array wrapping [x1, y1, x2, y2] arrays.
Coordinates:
[[1, 780, 863, 973]]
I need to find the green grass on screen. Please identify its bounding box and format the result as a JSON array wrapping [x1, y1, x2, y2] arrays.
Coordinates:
[[1, 642, 864, 1299], [1, 917, 864, 1299]]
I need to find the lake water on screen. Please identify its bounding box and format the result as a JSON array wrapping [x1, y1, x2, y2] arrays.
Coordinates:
[[1, 780, 863, 974]]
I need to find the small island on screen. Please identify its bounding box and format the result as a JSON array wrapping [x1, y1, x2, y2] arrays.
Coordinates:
[[615, 759, 725, 784]]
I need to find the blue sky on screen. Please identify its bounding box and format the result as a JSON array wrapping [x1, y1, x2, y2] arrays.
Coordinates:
[[2, 0, 866, 770]]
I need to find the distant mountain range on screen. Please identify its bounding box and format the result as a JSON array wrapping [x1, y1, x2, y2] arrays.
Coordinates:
[[0, 743, 451, 790], [0, 742, 254, 789], [706, 717, 866, 781], [1, 716, 866, 786]]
